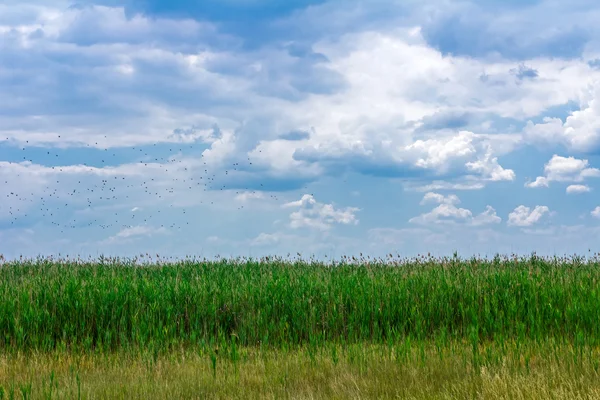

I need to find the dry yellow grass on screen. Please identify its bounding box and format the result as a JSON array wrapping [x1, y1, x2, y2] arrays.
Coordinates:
[[2, 341, 600, 399]]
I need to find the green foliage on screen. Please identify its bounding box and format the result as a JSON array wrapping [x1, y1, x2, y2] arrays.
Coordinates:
[[1, 253, 600, 353]]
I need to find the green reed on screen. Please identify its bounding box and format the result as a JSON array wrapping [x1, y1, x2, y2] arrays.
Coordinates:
[[1, 253, 600, 353]]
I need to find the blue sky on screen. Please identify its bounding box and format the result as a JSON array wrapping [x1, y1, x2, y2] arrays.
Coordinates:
[[2, 0, 600, 260]]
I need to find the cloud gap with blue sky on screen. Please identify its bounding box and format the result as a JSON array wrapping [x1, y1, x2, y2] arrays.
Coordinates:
[[2, 0, 600, 260]]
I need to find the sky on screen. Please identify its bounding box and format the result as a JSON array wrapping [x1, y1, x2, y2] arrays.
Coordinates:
[[2, 0, 600, 260]]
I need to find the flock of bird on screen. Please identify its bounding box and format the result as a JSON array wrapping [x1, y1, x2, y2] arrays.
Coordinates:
[[1, 137, 283, 236]]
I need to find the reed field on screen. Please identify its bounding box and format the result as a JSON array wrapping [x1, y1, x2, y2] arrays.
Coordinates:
[[2, 253, 600, 399]]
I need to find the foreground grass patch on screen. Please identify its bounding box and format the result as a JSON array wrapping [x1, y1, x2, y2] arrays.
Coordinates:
[[2, 341, 600, 399]]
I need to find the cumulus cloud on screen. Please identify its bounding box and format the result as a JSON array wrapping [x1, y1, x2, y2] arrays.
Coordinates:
[[400, 132, 517, 182], [282, 194, 359, 230], [409, 203, 473, 225], [525, 155, 600, 188], [566, 184, 591, 194], [420, 192, 460, 205], [410, 192, 501, 226], [524, 81, 600, 152], [507, 205, 550, 227], [543, 155, 600, 180], [404, 132, 479, 171], [464, 149, 516, 182], [525, 176, 550, 188], [471, 206, 503, 226], [592, 206, 600, 219], [562, 82, 600, 152]]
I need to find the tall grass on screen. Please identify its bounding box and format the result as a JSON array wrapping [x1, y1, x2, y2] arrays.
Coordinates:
[[2, 253, 600, 353]]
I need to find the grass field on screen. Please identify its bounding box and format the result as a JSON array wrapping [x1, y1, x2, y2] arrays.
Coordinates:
[[3, 340, 600, 399], [2, 253, 600, 398]]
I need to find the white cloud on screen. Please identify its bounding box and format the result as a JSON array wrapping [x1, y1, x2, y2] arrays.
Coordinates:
[[102, 225, 168, 244], [249, 232, 297, 247], [234, 191, 265, 202], [316, 29, 596, 122], [566, 184, 591, 194], [525, 176, 549, 188], [282, 194, 318, 209], [249, 232, 281, 246], [471, 206, 502, 226], [524, 81, 600, 152], [247, 139, 323, 178], [592, 206, 600, 219], [201, 130, 240, 167], [206, 236, 220, 243], [507, 205, 550, 227], [399, 131, 516, 182], [420, 192, 460, 205], [523, 117, 566, 147], [404, 180, 486, 192], [410, 193, 500, 226], [409, 203, 473, 225], [544, 155, 600, 180], [404, 131, 478, 171], [464, 150, 516, 181], [282, 194, 359, 230], [525, 155, 600, 188], [563, 82, 600, 152], [520, 227, 556, 235], [115, 225, 167, 238]]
